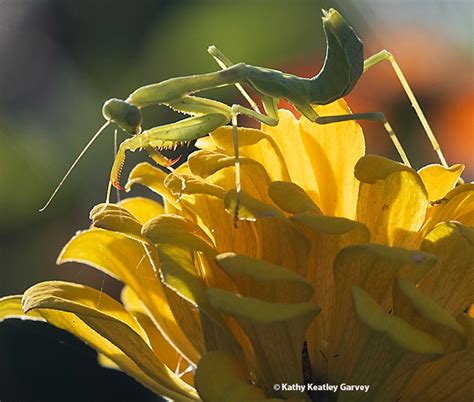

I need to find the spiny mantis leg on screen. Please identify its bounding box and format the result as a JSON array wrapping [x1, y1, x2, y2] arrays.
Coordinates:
[[208, 45, 260, 113], [296, 104, 411, 166], [109, 111, 231, 195], [364, 50, 448, 168], [113, 128, 121, 203]]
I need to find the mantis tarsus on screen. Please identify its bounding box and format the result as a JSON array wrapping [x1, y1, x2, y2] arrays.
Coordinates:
[[40, 8, 451, 225]]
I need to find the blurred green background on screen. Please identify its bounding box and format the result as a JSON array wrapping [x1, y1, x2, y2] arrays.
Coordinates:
[[0, 0, 472, 400]]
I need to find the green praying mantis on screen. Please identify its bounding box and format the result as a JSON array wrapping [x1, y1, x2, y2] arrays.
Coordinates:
[[40, 8, 451, 225]]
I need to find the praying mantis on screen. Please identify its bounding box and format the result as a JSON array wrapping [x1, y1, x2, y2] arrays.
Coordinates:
[[40, 8, 450, 225]]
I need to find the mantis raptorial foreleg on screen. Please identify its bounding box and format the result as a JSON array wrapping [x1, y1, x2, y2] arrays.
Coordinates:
[[364, 50, 449, 167]]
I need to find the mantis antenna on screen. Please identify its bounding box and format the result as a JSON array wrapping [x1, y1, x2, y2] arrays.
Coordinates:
[[39, 121, 111, 211]]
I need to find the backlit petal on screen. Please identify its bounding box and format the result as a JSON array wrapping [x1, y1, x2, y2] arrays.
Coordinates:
[[297, 100, 365, 219], [417, 164, 464, 202], [22, 281, 198, 401], [118, 197, 164, 224], [207, 287, 320, 400], [418, 222, 473, 315], [57, 228, 200, 365], [355, 155, 428, 248]]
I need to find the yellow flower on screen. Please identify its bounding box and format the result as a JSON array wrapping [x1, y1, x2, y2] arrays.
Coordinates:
[[1, 100, 472, 401]]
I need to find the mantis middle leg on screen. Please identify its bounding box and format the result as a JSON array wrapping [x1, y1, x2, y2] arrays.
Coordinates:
[[207, 46, 283, 225], [296, 103, 411, 166]]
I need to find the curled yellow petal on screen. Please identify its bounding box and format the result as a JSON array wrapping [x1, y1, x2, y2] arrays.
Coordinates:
[[353, 286, 443, 355], [336, 286, 444, 402], [0, 295, 43, 322], [355, 155, 428, 248], [268, 181, 322, 215], [417, 163, 464, 202], [22, 281, 198, 401], [207, 287, 319, 400], [215, 252, 313, 303], [195, 351, 268, 402], [422, 183, 474, 234], [125, 162, 180, 210], [90, 204, 144, 241], [206, 125, 291, 183], [322, 243, 436, 383], [58, 228, 200, 365], [142, 214, 217, 257], [419, 222, 473, 315], [118, 197, 164, 224]]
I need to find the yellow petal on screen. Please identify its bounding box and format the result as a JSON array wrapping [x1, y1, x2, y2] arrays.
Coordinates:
[[355, 155, 428, 248], [165, 173, 225, 199], [163, 172, 259, 257], [418, 222, 473, 315], [90, 204, 144, 242], [393, 278, 466, 354], [195, 135, 218, 151], [190, 151, 272, 205], [156, 241, 243, 359], [22, 281, 198, 401], [142, 214, 217, 257], [422, 183, 474, 234], [207, 287, 319, 400], [118, 197, 164, 224], [336, 286, 444, 402], [353, 285, 443, 355], [417, 164, 464, 202], [57, 228, 200, 365], [215, 252, 313, 303], [97, 352, 121, 370], [225, 190, 310, 277], [268, 181, 322, 215], [188, 150, 266, 181], [400, 313, 474, 401], [121, 286, 194, 385], [262, 109, 314, 188], [125, 162, 181, 212], [224, 189, 284, 221], [297, 100, 365, 219], [323, 244, 436, 383], [195, 351, 268, 402], [206, 125, 291, 182], [0, 295, 43, 322], [290, 214, 370, 379]]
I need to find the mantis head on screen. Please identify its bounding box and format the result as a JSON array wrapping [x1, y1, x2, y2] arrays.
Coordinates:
[[102, 98, 142, 135]]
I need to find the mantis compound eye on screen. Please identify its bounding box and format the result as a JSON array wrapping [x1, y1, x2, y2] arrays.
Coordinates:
[[102, 98, 142, 134]]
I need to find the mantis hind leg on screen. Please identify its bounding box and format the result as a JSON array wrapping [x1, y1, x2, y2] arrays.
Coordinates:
[[364, 50, 449, 168], [296, 104, 411, 166]]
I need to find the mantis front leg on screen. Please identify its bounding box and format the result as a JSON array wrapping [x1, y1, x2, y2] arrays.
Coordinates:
[[110, 105, 231, 191]]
